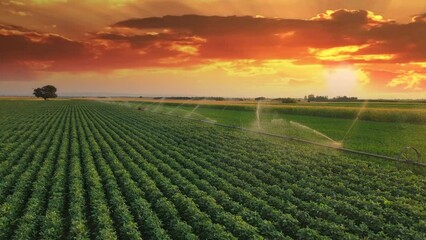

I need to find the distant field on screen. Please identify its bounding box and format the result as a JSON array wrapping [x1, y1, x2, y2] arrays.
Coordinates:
[[283, 101, 426, 109], [112, 100, 426, 158], [85, 97, 426, 124], [0, 100, 425, 239]]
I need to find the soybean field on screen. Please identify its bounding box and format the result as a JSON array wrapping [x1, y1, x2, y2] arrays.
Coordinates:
[[0, 100, 425, 240], [123, 100, 426, 157]]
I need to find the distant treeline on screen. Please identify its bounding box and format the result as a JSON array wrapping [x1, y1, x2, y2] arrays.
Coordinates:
[[152, 96, 251, 101], [305, 95, 426, 103], [148, 96, 426, 103], [273, 98, 300, 103], [306, 95, 359, 102]]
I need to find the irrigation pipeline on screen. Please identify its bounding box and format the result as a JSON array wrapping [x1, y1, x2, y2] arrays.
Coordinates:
[[150, 111, 426, 167]]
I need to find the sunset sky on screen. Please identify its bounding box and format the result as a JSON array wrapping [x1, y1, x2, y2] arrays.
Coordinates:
[[1, 0, 425, 98]]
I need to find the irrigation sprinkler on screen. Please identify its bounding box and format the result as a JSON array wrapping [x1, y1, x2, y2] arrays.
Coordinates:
[[399, 146, 422, 163], [144, 110, 426, 167]]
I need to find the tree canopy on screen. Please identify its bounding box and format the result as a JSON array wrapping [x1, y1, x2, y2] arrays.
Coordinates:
[[33, 85, 58, 100]]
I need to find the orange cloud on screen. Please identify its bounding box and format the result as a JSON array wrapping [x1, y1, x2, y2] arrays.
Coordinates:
[[0, 24, 91, 80], [1, 9, 426, 94], [387, 71, 426, 90], [412, 13, 426, 22], [109, 10, 425, 64]]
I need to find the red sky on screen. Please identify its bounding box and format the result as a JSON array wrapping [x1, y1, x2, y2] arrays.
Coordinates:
[[0, 0, 425, 98]]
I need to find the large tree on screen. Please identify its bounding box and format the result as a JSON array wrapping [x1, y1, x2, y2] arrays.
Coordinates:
[[33, 85, 58, 100]]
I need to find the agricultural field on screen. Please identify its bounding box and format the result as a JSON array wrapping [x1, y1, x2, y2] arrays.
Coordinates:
[[0, 99, 425, 239], [116, 100, 426, 158]]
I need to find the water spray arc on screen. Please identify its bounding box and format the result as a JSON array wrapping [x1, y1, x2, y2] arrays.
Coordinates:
[[168, 103, 185, 114], [341, 100, 369, 142], [186, 105, 200, 118], [256, 101, 262, 130], [147, 110, 425, 167], [399, 146, 422, 163], [289, 121, 337, 143], [152, 97, 166, 112]]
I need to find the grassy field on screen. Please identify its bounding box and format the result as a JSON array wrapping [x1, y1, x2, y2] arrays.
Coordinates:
[[0, 100, 425, 239], [112, 100, 426, 159]]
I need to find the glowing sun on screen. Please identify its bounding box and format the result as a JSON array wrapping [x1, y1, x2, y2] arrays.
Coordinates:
[[325, 66, 358, 97]]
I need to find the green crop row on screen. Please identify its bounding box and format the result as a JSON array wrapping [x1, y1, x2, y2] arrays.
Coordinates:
[[97, 104, 426, 237], [0, 100, 424, 239]]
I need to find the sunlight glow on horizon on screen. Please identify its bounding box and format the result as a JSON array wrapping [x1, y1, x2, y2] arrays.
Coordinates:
[[325, 66, 358, 97], [0, 1, 425, 98]]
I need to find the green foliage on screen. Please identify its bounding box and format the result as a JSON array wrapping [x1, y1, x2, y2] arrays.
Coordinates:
[[0, 100, 425, 239], [129, 101, 426, 157], [33, 85, 58, 100]]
